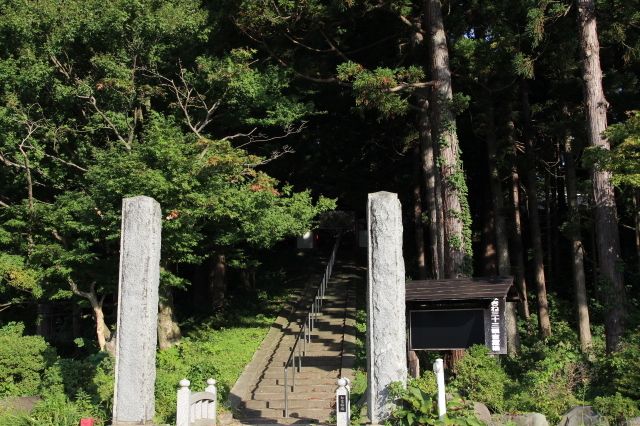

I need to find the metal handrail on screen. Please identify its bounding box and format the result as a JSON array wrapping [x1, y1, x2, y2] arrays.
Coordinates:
[[284, 235, 341, 418]]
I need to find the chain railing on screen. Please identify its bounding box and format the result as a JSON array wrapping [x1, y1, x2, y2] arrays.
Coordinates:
[[284, 235, 341, 418]]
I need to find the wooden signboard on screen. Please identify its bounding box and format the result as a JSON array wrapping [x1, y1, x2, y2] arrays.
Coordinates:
[[406, 278, 513, 355]]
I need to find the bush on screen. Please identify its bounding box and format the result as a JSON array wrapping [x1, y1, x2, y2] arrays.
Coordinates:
[[0, 323, 57, 398], [451, 345, 508, 412], [593, 393, 640, 425], [602, 332, 640, 400], [389, 380, 484, 426], [0, 392, 107, 426], [505, 327, 588, 423]]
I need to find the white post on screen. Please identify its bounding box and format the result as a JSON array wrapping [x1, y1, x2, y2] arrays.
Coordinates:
[[176, 379, 191, 426], [433, 358, 446, 419], [205, 378, 217, 424], [336, 378, 350, 426]]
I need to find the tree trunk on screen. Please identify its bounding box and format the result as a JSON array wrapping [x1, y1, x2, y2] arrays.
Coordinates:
[[635, 190, 640, 274], [408, 350, 420, 379], [545, 174, 554, 286], [413, 143, 428, 280], [521, 82, 552, 337], [69, 279, 112, 353], [427, 0, 470, 365], [418, 94, 442, 278], [209, 253, 227, 309], [158, 286, 182, 350], [486, 101, 519, 354], [565, 136, 593, 352], [507, 116, 531, 319], [427, 0, 471, 277], [577, 0, 626, 352], [36, 303, 54, 341]]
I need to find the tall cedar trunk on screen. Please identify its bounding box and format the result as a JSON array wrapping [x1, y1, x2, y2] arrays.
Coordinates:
[[507, 117, 531, 319], [521, 82, 552, 337], [427, 0, 469, 365], [635, 190, 640, 274], [418, 95, 441, 278], [413, 147, 428, 280], [158, 286, 182, 350], [545, 174, 554, 286], [486, 102, 519, 354], [209, 253, 227, 309], [481, 198, 497, 276], [565, 137, 593, 352], [577, 0, 626, 352], [427, 0, 470, 277]]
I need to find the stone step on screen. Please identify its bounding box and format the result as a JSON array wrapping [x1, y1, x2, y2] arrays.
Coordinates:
[[238, 407, 330, 421], [254, 384, 336, 394], [245, 399, 331, 410], [272, 357, 343, 367], [272, 350, 342, 360], [252, 391, 334, 402], [263, 366, 339, 378], [274, 376, 339, 386], [232, 418, 328, 426]]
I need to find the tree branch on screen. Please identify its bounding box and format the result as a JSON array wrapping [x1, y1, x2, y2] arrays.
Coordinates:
[[388, 81, 436, 92], [78, 94, 132, 151]]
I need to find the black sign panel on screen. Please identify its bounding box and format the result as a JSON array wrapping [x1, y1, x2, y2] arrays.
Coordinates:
[[408, 298, 507, 354], [338, 395, 347, 413], [410, 309, 485, 350]]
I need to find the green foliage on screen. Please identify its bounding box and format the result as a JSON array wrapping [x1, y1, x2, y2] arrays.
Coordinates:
[[505, 321, 587, 423], [593, 393, 640, 425], [0, 392, 106, 426], [600, 110, 640, 188], [154, 318, 273, 424], [451, 345, 508, 413], [389, 380, 484, 426], [336, 61, 425, 119], [596, 330, 640, 400], [0, 323, 57, 398]]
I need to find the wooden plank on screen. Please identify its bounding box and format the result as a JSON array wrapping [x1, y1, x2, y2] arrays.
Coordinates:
[[405, 277, 513, 301]]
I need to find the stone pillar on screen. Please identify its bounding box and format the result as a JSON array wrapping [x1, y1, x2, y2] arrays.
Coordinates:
[[112, 196, 162, 425], [366, 192, 407, 424]]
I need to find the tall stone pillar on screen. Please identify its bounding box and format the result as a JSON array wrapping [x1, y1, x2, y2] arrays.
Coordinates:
[[112, 196, 162, 425], [366, 192, 407, 424]]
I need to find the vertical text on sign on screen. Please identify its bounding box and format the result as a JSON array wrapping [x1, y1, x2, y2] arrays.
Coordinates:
[[490, 298, 500, 352]]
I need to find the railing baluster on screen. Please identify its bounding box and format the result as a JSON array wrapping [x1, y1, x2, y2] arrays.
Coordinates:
[[284, 366, 288, 418]]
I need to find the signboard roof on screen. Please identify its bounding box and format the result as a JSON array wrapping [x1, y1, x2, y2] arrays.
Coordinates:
[[406, 277, 514, 302]]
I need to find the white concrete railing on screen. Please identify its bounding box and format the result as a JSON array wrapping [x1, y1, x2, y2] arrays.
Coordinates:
[[336, 377, 351, 426], [176, 378, 217, 426]]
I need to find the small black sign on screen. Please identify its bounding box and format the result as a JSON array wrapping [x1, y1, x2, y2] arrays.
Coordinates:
[[410, 309, 485, 350], [338, 395, 347, 413]]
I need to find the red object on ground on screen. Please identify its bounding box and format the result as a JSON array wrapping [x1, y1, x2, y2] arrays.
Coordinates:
[[79, 419, 95, 426]]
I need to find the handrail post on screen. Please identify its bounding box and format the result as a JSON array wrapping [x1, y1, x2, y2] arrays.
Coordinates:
[[284, 367, 288, 418], [292, 356, 296, 391]]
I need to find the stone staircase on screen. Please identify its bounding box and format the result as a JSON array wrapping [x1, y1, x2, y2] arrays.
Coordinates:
[[229, 257, 358, 425]]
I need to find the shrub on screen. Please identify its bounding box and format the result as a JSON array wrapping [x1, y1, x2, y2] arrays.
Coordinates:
[[0, 323, 57, 398], [603, 332, 640, 400], [506, 321, 590, 423], [389, 380, 484, 426], [451, 345, 508, 412], [593, 393, 640, 425]]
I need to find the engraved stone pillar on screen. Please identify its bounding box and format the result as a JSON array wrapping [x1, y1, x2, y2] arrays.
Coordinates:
[[112, 196, 162, 425], [366, 192, 407, 424]]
